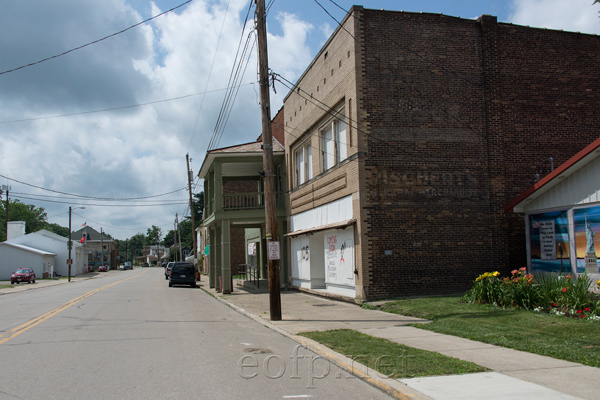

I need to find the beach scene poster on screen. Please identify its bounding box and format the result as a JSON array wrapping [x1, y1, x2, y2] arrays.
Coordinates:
[[530, 210, 570, 273]]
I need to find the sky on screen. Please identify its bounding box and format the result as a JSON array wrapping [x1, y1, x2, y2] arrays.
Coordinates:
[[1, 0, 599, 241]]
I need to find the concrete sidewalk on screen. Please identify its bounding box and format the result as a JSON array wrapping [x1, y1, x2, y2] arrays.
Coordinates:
[[202, 278, 599, 400]]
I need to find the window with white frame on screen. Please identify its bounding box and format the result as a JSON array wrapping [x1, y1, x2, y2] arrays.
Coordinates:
[[321, 111, 347, 171], [295, 142, 312, 187]]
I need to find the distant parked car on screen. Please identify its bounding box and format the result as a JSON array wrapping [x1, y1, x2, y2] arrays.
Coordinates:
[[11, 268, 36, 284], [98, 265, 108, 272], [123, 262, 133, 270], [168, 262, 196, 288], [164, 262, 175, 280], [142, 262, 149, 268]]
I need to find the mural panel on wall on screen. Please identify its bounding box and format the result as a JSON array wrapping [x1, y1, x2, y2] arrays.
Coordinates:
[[530, 211, 570, 273], [324, 229, 355, 287], [574, 206, 599, 273]]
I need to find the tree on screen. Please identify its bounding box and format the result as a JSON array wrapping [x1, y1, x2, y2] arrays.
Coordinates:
[[146, 225, 162, 246], [178, 219, 193, 248], [0, 199, 48, 240], [46, 222, 70, 237], [192, 192, 204, 223], [128, 233, 146, 262], [163, 229, 176, 248]]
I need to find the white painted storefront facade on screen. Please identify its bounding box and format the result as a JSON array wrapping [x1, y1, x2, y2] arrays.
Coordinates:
[[289, 195, 356, 297]]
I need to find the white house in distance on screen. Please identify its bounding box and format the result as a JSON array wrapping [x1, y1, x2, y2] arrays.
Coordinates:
[[0, 223, 85, 278]]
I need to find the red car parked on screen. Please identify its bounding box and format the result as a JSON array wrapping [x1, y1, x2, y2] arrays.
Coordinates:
[[11, 268, 36, 284], [97, 265, 108, 272]]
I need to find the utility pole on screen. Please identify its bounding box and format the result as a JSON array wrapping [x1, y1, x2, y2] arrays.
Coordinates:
[[256, 0, 281, 321], [101, 228, 104, 268], [186, 154, 198, 275], [176, 213, 183, 261], [68, 207, 72, 282], [174, 219, 178, 261], [4, 186, 9, 241]]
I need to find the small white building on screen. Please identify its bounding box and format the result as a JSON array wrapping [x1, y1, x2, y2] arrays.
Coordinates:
[[4, 228, 85, 278], [506, 137, 600, 282], [0, 242, 56, 280]]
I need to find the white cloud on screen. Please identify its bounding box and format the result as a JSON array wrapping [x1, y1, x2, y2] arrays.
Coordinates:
[[510, 0, 600, 34], [0, 0, 317, 239]]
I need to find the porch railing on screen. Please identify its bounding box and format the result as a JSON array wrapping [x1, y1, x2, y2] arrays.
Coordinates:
[[220, 192, 285, 211]]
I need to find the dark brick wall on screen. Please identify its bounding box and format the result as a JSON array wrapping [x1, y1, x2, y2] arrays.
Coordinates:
[[356, 10, 600, 299]]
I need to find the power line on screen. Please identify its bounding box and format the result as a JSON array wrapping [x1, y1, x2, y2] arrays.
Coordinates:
[[323, 0, 479, 87], [0, 0, 193, 77], [296, 1, 484, 143], [0, 84, 255, 124], [0, 174, 187, 200], [11, 191, 187, 203], [187, 0, 236, 151], [207, 1, 257, 151], [11, 195, 187, 207]]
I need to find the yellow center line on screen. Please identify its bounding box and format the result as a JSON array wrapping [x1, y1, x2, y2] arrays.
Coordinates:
[[0, 270, 148, 345]]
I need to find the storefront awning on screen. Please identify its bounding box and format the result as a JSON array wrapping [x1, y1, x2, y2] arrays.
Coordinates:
[[284, 219, 356, 238]]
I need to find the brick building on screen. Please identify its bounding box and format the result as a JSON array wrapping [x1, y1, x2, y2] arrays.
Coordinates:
[[283, 7, 600, 300]]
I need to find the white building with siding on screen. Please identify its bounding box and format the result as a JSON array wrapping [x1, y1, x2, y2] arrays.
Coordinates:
[[0, 242, 55, 280], [506, 137, 600, 281], [4, 229, 85, 278]]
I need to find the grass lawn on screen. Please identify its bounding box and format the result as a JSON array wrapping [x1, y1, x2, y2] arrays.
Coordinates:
[[365, 296, 600, 368], [0, 284, 13, 289], [298, 329, 487, 379]]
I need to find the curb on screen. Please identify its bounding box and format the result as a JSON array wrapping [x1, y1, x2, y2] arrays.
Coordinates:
[[212, 292, 430, 400]]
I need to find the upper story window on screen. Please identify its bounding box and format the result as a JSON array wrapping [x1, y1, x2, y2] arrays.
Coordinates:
[[321, 111, 347, 171], [295, 142, 312, 187]]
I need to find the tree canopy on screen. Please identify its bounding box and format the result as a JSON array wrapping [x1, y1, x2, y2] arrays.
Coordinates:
[[146, 225, 162, 245], [0, 199, 48, 240]]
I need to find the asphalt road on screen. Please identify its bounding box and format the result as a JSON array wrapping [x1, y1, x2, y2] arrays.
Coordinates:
[[0, 268, 392, 399]]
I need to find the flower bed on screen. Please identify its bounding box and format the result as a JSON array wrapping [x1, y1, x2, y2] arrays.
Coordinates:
[[464, 269, 600, 321]]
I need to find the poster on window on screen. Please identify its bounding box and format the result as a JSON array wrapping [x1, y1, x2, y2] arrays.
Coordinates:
[[573, 206, 599, 273], [539, 220, 556, 260], [530, 211, 570, 273], [324, 229, 354, 286]]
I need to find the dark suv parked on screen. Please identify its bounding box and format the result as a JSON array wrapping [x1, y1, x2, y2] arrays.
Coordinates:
[[168, 262, 196, 288]]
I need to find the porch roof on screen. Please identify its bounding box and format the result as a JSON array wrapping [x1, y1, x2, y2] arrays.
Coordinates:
[[198, 138, 284, 179]]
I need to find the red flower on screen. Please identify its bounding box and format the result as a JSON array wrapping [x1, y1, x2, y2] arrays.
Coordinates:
[[584, 308, 591, 312], [581, 315, 586, 319], [561, 287, 568, 292], [552, 303, 557, 307], [576, 310, 582, 314]]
